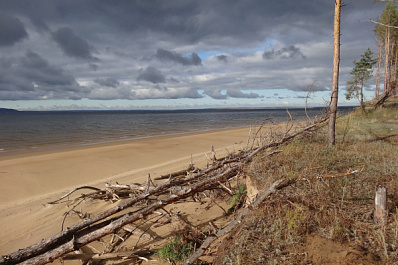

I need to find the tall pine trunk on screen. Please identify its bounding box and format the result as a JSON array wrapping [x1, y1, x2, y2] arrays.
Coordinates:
[[360, 78, 365, 113], [384, 25, 390, 93], [328, 0, 341, 147], [394, 45, 398, 89], [376, 38, 382, 98]]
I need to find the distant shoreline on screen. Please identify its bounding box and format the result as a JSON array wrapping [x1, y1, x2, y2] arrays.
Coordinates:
[[1, 106, 356, 113]]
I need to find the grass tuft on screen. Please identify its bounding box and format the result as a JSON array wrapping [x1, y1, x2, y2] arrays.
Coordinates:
[[157, 235, 192, 264]]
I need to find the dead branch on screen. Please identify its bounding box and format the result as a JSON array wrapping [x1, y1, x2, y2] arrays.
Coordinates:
[[105, 182, 145, 191], [217, 181, 233, 195], [361, 19, 398, 29], [249, 119, 271, 150], [47, 186, 102, 205], [154, 164, 196, 180], [297, 168, 364, 182]]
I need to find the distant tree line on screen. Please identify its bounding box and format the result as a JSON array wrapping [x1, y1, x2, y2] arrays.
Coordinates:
[[374, 1, 398, 97]]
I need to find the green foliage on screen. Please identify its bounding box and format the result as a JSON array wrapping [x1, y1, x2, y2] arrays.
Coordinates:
[[157, 235, 192, 264], [375, 2, 398, 39], [227, 184, 247, 215], [346, 48, 377, 112]]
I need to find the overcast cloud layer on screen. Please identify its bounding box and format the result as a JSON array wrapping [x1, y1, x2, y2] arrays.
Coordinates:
[[0, 0, 386, 109]]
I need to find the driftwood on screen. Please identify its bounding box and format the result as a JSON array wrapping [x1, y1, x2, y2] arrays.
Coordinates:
[[47, 182, 147, 206], [0, 119, 327, 265], [47, 186, 102, 205]]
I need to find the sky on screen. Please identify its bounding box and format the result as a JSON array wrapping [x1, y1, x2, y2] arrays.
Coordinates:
[[0, 0, 387, 111]]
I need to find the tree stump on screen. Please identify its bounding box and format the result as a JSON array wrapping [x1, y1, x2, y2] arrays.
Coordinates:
[[374, 184, 388, 226]]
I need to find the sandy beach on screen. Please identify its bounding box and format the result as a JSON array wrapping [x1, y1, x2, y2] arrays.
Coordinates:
[[0, 127, 251, 257]]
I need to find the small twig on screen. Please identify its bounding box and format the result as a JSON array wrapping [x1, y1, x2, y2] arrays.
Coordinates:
[[249, 119, 271, 150], [208, 193, 228, 215], [133, 214, 165, 249], [61, 199, 85, 231], [305, 81, 318, 120], [245, 125, 253, 151], [285, 109, 294, 136], [47, 186, 102, 205], [217, 181, 233, 195]]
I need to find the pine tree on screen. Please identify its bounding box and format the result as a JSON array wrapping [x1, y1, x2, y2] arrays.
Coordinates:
[[328, 0, 341, 147], [374, 2, 398, 95], [346, 48, 377, 113]]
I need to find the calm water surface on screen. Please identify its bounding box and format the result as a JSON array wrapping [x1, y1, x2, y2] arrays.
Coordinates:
[[0, 108, 352, 155]]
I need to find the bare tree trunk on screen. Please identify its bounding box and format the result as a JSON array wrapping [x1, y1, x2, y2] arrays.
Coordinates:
[[360, 79, 365, 114], [376, 38, 383, 98], [384, 25, 390, 93], [390, 42, 395, 89], [394, 45, 398, 85], [328, 0, 341, 147]]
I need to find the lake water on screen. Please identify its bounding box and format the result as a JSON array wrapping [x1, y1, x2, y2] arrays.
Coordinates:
[[0, 107, 353, 155]]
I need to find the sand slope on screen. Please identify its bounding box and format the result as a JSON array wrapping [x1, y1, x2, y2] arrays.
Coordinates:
[[0, 127, 250, 256]]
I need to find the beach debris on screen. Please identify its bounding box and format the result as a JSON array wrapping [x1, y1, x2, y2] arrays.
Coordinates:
[[0, 117, 329, 265]]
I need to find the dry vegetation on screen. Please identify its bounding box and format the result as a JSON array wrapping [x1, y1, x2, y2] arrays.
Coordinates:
[[217, 100, 398, 264]]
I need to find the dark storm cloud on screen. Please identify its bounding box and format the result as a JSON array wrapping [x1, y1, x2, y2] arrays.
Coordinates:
[[168, 77, 180, 83], [0, 0, 387, 107], [226, 90, 261, 99], [0, 0, 333, 47], [263, 45, 306, 60], [137, 66, 166, 83], [156, 49, 202, 66], [52, 27, 96, 60], [94, 77, 120, 88], [216, 55, 228, 63], [204, 89, 228, 100], [0, 51, 84, 100], [89, 63, 98, 71], [29, 16, 50, 32], [0, 13, 28, 47]]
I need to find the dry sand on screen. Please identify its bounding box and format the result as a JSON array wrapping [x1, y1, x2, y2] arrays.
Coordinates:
[[0, 127, 252, 259]]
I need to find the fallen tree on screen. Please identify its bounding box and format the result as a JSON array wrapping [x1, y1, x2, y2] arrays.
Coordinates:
[[0, 118, 328, 265]]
